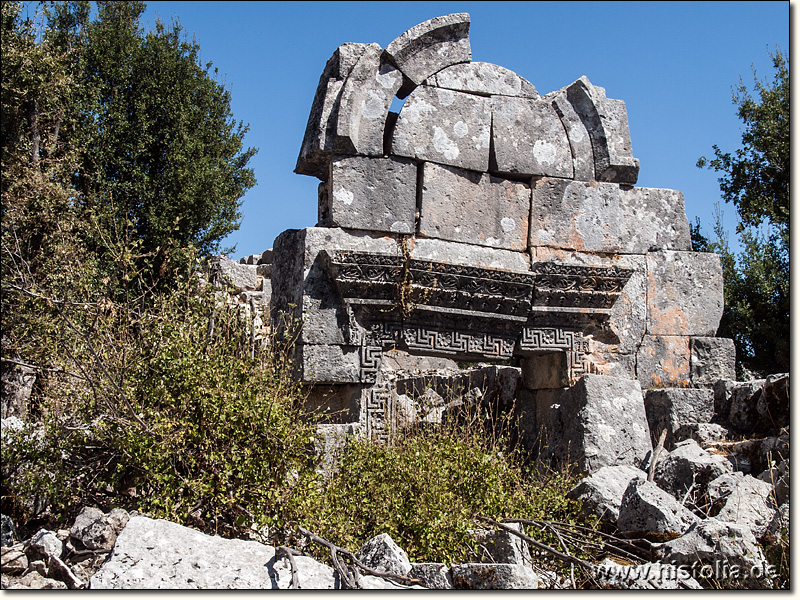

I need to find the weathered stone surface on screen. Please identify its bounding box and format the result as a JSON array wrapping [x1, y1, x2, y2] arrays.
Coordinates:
[[565, 76, 639, 184], [567, 465, 647, 522], [429, 61, 537, 97], [653, 439, 732, 499], [636, 335, 690, 389], [212, 256, 259, 291], [715, 474, 776, 538], [419, 162, 530, 250], [47, 555, 86, 589], [757, 373, 789, 431], [1, 547, 27, 574], [392, 86, 491, 171], [70, 507, 131, 551], [295, 43, 371, 179], [91, 516, 286, 589], [490, 96, 573, 178], [334, 44, 403, 156], [321, 155, 417, 234], [593, 558, 702, 589], [673, 422, 730, 447], [7, 571, 68, 589], [644, 388, 714, 449], [451, 563, 542, 589], [24, 529, 63, 562], [763, 501, 789, 544], [355, 533, 411, 577], [655, 518, 767, 579], [1, 361, 35, 419], [707, 472, 745, 511], [545, 90, 594, 180], [617, 478, 700, 537], [385, 13, 471, 86], [646, 251, 723, 337], [409, 563, 452, 589], [713, 379, 763, 426], [301, 345, 361, 384], [520, 352, 567, 390], [469, 523, 530, 565], [1, 515, 18, 547], [530, 179, 692, 254], [539, 374, 652, 474], [689, 337, 736, 387], [757, 457, 788, 505]]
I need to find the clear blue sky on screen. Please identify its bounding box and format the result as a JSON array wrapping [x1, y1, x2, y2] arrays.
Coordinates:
[[138, 1, 788, 259]]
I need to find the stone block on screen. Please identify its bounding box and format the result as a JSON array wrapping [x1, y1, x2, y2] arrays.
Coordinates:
[[636, 335, 690, 389], [643, 388, 713, 449], [301, 345, 361, 385], [429, 62, 537, 97], [690, 337, 736, 387], [653, 439, 732, 499], [529, 248, 647, 354], [392, 86, 491, 172], [212, 257, 258, 291], [539, 374, 652, 474], [757, 373, 789, 431], [451, 563, 542, 589], [385, 13, 471, 86], [419, 163, 530, 250], [564, 76, 639, 184], [646, 251, 724, 337], [24, 529, 63, 562], [520, 352, 567, 390], [726, 380, 765, 434], [356, 533, 412, 577], [712, 379, 760, 422], [295, 43, 372, 179], [673, 422, 730, 447], [530, 179, 692, 254], [490, 96, 573, 178], [321, 155, 417, 234], [546, 90, 595, 181], [567, 465, 647, 523], [715, 474, 777, 539], [409, 563, 453, 589], [334, 44, 403, 156], [70, 507, 130, 551], [469, 523, 530, 565], [617, 478, 700, 537]]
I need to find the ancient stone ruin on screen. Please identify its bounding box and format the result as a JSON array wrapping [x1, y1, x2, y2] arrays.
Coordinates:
[[269, 13, 733, 467]]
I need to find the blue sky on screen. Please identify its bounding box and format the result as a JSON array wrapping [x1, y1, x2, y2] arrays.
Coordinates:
[[138, 1, 788, 259]]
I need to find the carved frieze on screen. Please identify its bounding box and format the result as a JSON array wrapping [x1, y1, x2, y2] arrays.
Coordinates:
[[364, 383, 394, 443]]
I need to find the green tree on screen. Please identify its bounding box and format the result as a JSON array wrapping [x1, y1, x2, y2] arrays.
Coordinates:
[[697, 49, 789, 375]]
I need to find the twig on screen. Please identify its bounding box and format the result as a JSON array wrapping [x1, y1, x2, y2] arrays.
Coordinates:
[[545, 522, 576, 589], [0, 356, 87, 381], [276, 546, 302, 589], [648, 428, 667, 482]]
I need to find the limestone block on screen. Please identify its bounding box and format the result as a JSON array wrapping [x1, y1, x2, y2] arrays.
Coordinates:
[[409, 232, 532, 271], [643, 388, 714, 450], [321, 155, 417, 234], [356, 533, 412, 577], [490, 96, 573, 178], [469, 523, 530, 565], [70, 507, 130, 551], [409, 563, 453, 589], [636, 335, 690, 389], [546, 91, 595, 181], [617, 478, 700, 537], [715, 474, 777, 539], [429, 62, 537, 97], [646, 251, 724, 337], [530, 179, 692, 254], [295, 43, 372, 179], [653, 439, 732, 499], [529, 248, 647, 354], [567, 465, 647, 523], [673, 422, 730, 447], [301, 345, 361, 385], [385, 13, 471, 86], [24, 529, 63, 562], [392, 86, 491, 172], [593, 558, 702, 589], [334, 45, 403, 156], [564, 76, 639, 184], [540, 374, 652, 474], [451, 563, 542, 589], [655, 518, 767, 580], [520, 352, 567, 390], [690, 337, 736, 387], [712, 379, 763, 431], [212, 257, 258, 291], [419, 163, 530, 250], [1, 514, 18, 546], [757, 373, 789, 431], [1, 547, 27, 574]]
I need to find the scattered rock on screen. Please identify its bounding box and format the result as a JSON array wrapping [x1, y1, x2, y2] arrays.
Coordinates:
[[355, 533, 411, 577], [1, 514, 18, 546], [1, 546, 28, 574], [653, 438, 732, 500], [24, 529, 63, 562], [617, 478, 700, 539], [593, 558, 702, 589], [6, 570, 68, 589], [451, 563, 543, 589], [468, 522, 530, 565], [567, 464, 647, 522], [673, 422, 730, 447], [70, 506, 131, 551], [756, 373, 789, 432], [408, 562, 453, 589], [762, 501, 789, 545], [47, 555, 86, 589], [715, 474, 777, 538], [644, 388, 713, 449]]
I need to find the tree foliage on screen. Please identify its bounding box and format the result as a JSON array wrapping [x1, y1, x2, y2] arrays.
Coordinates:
[[696, 49, 789, 376]]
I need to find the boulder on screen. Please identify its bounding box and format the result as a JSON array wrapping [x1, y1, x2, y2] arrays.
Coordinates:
[[71, 507, 131, 551], [617, 478, 700, 538], [567, 465, 647, 522], [655, 518, 768, 584], [24, 529, 63, 562], [715, 474, 777, 539], [539, 374, 652, 474], [644, 388, 714, 450], [355, 533, 411, 577], [653, 439, 732, 500], [451, 563, 542, 589], [385, 13, 471, 86], [408, 563, 452, 589], [756, 373, 789, 432], [468, 522, 530, 565]]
